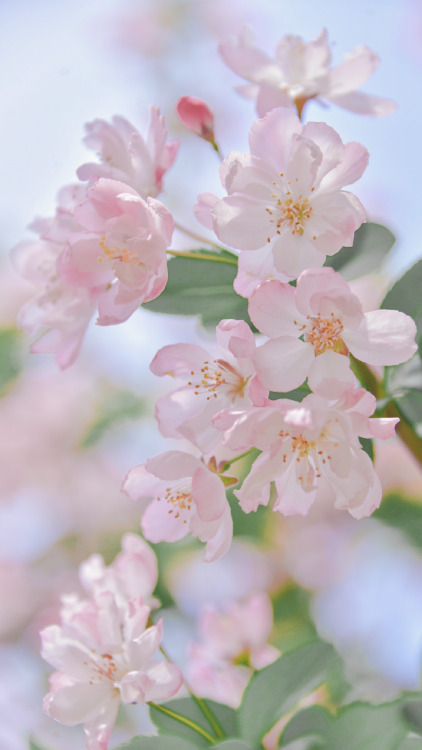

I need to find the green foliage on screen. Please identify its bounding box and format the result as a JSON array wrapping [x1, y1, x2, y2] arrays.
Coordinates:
[[113, 736, 199, 749], [0, 327, 23, 395], [149, 697, 238, 747], [269, 383, 311, 403], [212, 742, 253, 749], [271, 585, 317, 652], [28, 740, 48, 750], [358, 437, 374, 461], [384, 356, 422, 437], [381, 258, 422, 361], [238, 641, 335, 748], [324, 222, 395, 280], [143, 251, 253, 329], [280, 700, 416, 749], [374, 493, 422, 551], [80, 388, 145, 448]]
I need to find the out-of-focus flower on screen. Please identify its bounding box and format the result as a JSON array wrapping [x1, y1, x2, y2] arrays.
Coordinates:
[[77, 108, 179, 199], [60, 178, 173, 326], [220, 27, 396, 118], [176, 96, 215, 143], [188, 593, 279, 707], [249, 269, 417, 392], [79, 533, 159, 611], [197, 107, 368, 278], [123, 450, 233, 562], [41, 539, 182, 750], [150, 318, 268, 452], [215, 381, 398, 519]]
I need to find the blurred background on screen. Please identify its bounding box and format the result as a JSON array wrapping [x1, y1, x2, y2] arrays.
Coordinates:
[[1, 1, 422, 748]]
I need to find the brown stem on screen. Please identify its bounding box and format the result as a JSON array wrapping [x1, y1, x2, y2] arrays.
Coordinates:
[[350, 355, 422, 468]]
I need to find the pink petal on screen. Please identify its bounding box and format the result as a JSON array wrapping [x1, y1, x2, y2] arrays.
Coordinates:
[[248, 280, 300, 338], [345, 310, 417, 366], [255, 337, 314, 391]]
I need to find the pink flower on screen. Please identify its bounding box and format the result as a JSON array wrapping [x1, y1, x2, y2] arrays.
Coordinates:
[[215, 383, 399, 519], [176, 96, 215, 143], [205, 107, 368, 278], [188, 593, 279, 708], [122, 450, 233, 562], [150, 318, 268, 452], [77, 107, 180, 198], [219, 27, 396, 118], [11, 184, 99, 369], [41, 592, 182, 750], [249, 269, 417, 392], [79, 533, 159, 610], [61, 178, 173, 325]]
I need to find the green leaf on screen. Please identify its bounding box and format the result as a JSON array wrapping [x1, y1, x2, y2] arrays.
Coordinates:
[[271, 585, 317, 652], [374, 493, 422, 551], [28, 740, 49, 750], [149, 697, 237, 747], [324, 223, 395, 280], [0, 328, 23, 395], [113, 736, 199, 750], [397, 740, 422, 750], [80, 388, 145, 448], [238, 641, 335, 747], [143, 253, 253, 330], [280, 705, 330, 748], [359, 436, 374, 461], [280, 701, 412, 750], [212, 742, 253, 749], [381, 258, 422, 360], [384, 356, 422, 436]]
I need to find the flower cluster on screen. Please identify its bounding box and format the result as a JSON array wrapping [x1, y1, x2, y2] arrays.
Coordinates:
[[40, 534, 182, 750], [12, 108, 178, 368], [11, 23, 421, 750]]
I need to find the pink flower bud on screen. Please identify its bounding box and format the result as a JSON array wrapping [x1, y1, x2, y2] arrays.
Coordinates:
[[176, 96, 215, 142]]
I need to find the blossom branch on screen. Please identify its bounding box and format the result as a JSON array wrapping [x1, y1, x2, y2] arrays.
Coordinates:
[[350, 355, 422, 466]]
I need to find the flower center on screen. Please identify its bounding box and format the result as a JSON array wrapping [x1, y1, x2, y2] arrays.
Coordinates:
[[187, 359, 248, 402], [303, 313, 346, 356], [157, 481, 193, 522], [97, 235, 141, 265], [276, 195, 312, 235], [265, 174, 316, 242]]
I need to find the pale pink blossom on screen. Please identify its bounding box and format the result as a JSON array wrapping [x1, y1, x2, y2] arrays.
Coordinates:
[[176, 96, 215, 143], [249, 268, 417, 392], [41, 592, 182, 750], [11, 185, 99, 369], [150, 318, 268, 452], [122, 450, 233, 562], [215, 382, 399, 519], [220, 27, 396, 118], [204, 107, 368, 278], [79, 533, 158, 611], [77, 107, 179, 198], [60, 178, 173, 325], [188, 593, 279, 707]]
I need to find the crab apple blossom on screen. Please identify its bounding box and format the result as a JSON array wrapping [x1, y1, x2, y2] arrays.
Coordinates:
[[41, 591, 182, 750], [79, 533, 159, 611], [214, 379, 399, 519], [11, 184, 99, 369], [202, 107, 368, 278], [176, 96, 215, 143], [122, 450, 233, 562], [150, 318, 268, 452], [188, 593, 279, 708], [77, 107, 180, 198], [249, 268, 417, 392], [60, 178, 173, 325], [219, 27, 396, 119]]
